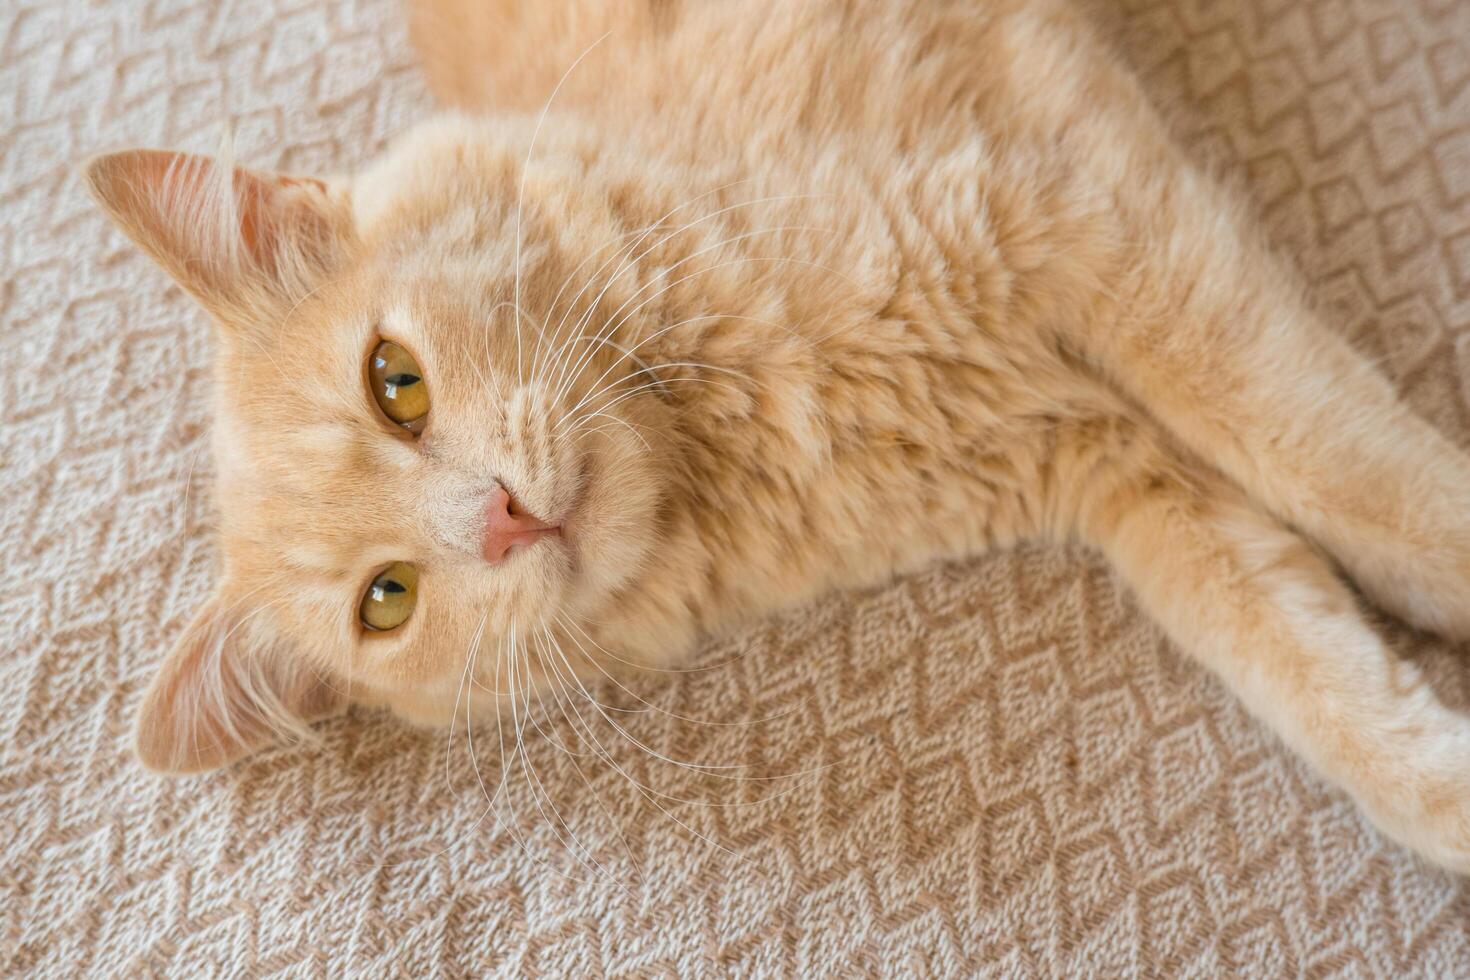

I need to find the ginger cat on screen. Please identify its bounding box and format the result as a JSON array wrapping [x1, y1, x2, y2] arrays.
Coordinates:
[[83, 0, 1470, 875]]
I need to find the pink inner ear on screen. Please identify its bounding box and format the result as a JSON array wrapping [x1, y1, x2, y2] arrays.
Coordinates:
[[234, 171, 330, 269], [134, 596, 348, 775], [235, 170, 271, 265], [235, 169, 321, 268], [86, 148, 339, 313]]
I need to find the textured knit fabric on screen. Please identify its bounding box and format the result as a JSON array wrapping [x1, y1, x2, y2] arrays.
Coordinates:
[[6, 0, 1470, 974]]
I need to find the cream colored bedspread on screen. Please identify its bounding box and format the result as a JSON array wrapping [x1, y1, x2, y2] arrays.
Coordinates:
[[6, 0, 1470, 974]]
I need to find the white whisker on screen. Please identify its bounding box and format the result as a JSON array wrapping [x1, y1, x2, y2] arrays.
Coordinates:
[[507, 626, 614, 887], [552, 614, 814, 728], [529, 179, 759, 387], [533, 629, 647, 889], [550, 228, 836, 407], [514, 31, 613, 389], [531, 629, 738, 854], [541, 195, 828, 400]]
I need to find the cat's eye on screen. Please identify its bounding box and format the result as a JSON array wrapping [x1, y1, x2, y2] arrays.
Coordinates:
[[368, 341, 430, 434], [359, 561, 419, 632]]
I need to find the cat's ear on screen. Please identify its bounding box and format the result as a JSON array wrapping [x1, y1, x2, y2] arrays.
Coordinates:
[[135, 594, 347, 775], [82, 149, 348, 328]]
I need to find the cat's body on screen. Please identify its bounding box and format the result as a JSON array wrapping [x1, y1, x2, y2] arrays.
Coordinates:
[[398, 0, 1221, 647], [84, 0, 1470, 874]]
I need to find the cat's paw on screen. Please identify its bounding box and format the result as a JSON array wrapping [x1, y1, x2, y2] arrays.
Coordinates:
[[1356, 753, 1470, 875]]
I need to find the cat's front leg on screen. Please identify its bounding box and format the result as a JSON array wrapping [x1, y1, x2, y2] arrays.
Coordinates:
[[1058, 416, 1470, 873], [1067, 175, 1470, 642]]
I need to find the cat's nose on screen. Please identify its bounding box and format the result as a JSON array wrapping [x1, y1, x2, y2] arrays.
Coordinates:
[[481, 487, 559, 564]]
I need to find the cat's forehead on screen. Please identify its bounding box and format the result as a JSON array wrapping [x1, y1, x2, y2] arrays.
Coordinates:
[[210, 324, 427, 566], [214, 282, 458, 422], [213, 416, 414, 570]]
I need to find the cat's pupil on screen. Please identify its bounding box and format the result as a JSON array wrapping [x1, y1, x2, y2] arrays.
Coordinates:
[[380, 579, 407, 594], [386, 373, 420, 387]]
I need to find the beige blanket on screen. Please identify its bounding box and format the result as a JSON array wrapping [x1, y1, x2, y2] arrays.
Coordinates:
[[6, 0, 1470, 974]]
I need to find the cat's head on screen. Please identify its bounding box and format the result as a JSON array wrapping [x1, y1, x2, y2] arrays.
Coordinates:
[[85, 121, 672, 773]]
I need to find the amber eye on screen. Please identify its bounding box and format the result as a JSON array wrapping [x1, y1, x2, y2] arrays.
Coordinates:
[[368, 341, 429, 433], [359, 562, 419, 632]]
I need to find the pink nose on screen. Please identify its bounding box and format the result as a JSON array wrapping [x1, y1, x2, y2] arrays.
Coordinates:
[[482, 487, 559, 564]]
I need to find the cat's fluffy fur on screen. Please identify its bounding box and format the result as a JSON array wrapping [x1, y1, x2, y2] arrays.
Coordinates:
[[83, 0, 1470, 874]]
